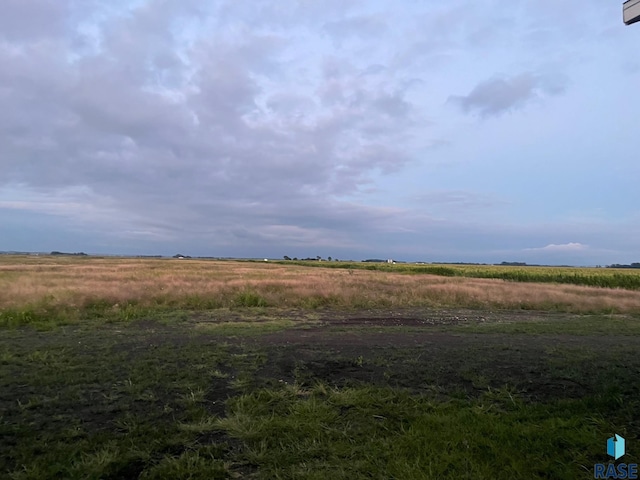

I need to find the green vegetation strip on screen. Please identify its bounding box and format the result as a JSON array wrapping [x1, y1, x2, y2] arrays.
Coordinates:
[[0, 291, 277, 329], [450, 314, 640, 336]]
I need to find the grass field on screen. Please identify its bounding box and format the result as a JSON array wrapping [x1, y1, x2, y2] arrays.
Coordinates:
[[2, 256, 640, 329], [1, 256, 640, 479]]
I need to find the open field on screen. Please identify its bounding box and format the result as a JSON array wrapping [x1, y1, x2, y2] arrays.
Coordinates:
[[2, 256, 640, 328], [1, 256, 640, 479]]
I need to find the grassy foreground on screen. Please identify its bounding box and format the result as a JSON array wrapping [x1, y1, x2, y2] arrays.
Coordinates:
[[1, 312, 639, 479], [1, 256, 640, 478]]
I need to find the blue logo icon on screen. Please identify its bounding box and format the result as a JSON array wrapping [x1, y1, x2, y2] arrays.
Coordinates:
[[595, 434, 637, 479], [608, 434, 626, 461]]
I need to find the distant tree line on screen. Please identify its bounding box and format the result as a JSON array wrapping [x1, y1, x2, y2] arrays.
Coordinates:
[[50, 251, 88, 256], [283, 256, 337, 262], [607, 263, 640, 269]]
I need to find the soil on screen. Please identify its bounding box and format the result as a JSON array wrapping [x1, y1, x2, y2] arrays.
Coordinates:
[[222, 308, 640, 403], [6, 308, 640, 427], [121, 308, 640, 405], [4, 307, 640, 478]]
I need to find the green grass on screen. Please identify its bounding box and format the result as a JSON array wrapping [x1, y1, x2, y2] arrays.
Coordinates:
[[233, 290, 269, 308], [0, 301, 162, 329], [0, 326, 241, 479], [451, 314, 640, 336], [217, 384, 614, 479], [195, 318, 301, 336]]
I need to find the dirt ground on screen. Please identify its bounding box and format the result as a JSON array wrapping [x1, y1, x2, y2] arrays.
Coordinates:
[[2, 307, 640, 479], [185, 308, 640, 405]]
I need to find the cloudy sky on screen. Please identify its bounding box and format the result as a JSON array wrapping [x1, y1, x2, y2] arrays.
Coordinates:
[[1, 0, 639, 265]]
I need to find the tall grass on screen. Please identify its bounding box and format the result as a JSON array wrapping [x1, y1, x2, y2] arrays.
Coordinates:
[[2, 256, 640, 327], [282, 261, 640, 290]]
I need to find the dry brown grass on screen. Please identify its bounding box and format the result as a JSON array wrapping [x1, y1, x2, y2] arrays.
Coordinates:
[[2, 256, 640, 316]]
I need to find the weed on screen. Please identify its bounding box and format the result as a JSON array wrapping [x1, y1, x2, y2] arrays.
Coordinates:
[[179, 388, 206, 405], [178, 416, 220, 433], [233, 290, 269, 308], [139, 449, 228, 479]]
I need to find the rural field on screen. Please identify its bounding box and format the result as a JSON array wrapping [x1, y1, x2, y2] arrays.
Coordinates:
[[1, 256, 640, 479]]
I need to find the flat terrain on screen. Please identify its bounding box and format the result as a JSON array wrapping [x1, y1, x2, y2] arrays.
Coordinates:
[[1, 257, 640, 478]]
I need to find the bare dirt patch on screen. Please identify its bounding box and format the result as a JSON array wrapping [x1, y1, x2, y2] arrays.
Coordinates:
[[220, 308, 640, 405]]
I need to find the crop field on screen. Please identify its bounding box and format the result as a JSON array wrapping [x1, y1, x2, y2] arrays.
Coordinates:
[[282, 260, 640, 290], [1, 256, 640, 479]]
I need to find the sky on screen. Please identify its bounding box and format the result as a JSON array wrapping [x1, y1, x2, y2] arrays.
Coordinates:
[[1, 0, 639, 265]]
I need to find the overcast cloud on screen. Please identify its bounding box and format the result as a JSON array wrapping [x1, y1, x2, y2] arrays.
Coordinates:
[[1, 0, 639, 265]]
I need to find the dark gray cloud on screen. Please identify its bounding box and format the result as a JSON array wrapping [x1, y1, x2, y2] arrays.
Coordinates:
[[448, 72, 567, 117]]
